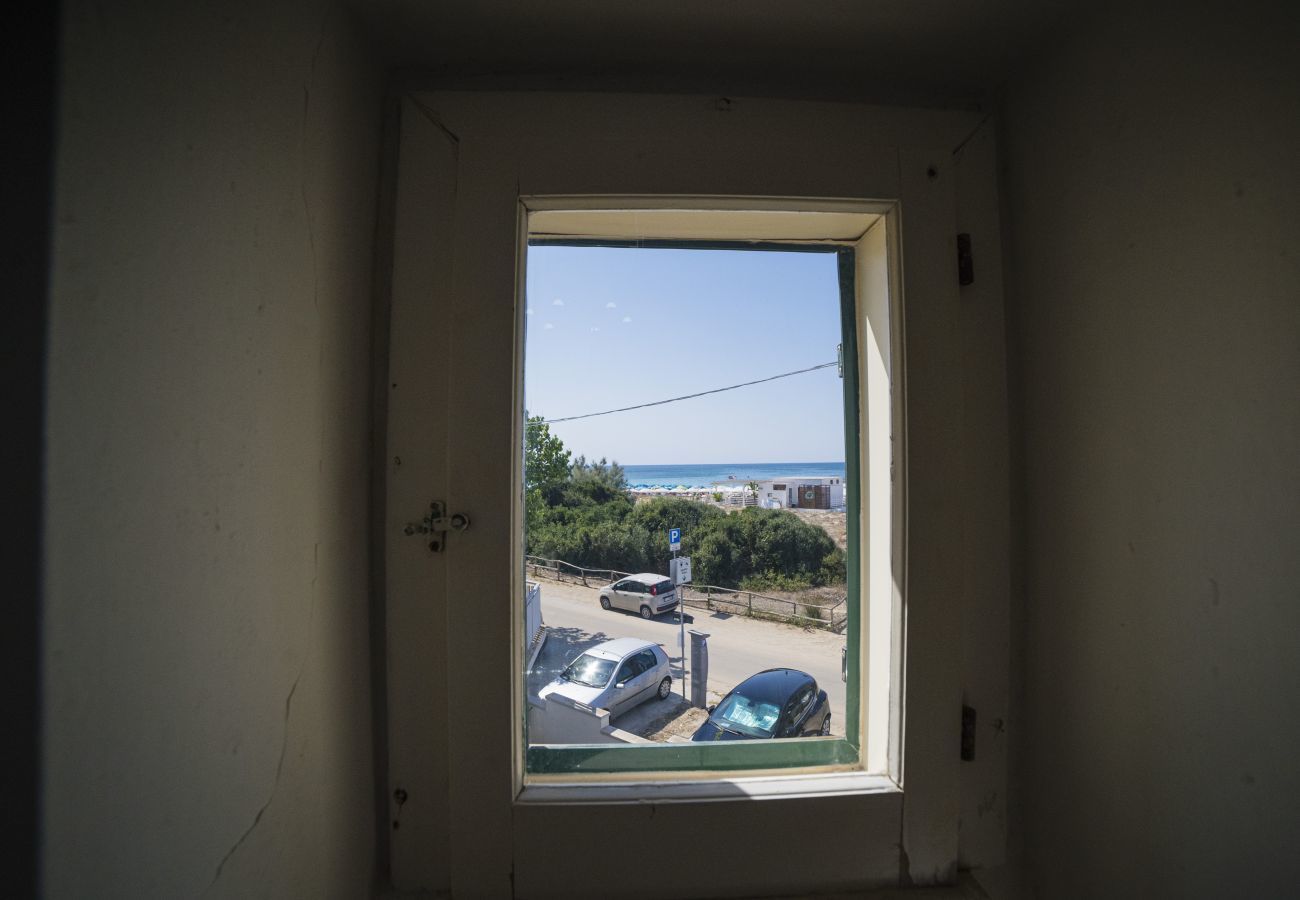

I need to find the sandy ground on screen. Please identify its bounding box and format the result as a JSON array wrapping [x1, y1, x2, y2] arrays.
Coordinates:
[[639, 699, 710, 742], [787, 508, 848, 549]]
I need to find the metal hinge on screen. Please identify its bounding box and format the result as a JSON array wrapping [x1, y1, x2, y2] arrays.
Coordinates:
[[957, 233, 974, 286], [961, 704, 977, 761], [404, 500, 470, 552]]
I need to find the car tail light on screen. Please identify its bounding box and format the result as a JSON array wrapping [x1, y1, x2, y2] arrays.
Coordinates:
[[649, 585, 657, 596]]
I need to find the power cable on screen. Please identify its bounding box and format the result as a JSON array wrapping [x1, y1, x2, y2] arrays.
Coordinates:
[[530, 360, 838, 426]]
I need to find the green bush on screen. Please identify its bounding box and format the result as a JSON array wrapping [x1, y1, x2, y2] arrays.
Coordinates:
[[524, 433, 844, 589], [740, 570, 816, 593]]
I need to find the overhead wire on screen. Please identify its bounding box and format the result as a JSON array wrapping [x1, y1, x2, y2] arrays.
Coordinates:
[[529, 360, 839, 426]]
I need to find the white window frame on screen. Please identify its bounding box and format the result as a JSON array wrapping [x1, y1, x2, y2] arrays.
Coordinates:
[[516, 200, 892, 794], [382, 91, 978, 897]]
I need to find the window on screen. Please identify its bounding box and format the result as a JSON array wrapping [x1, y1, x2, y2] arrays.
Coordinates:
[[787, 683, 816, 727], [520, 205, 883, 780], [381, 91, 996, 896], [564, 653, 617, 689]]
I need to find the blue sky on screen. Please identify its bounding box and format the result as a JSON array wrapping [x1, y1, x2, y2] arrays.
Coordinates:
[[524, 245, 846, 465]]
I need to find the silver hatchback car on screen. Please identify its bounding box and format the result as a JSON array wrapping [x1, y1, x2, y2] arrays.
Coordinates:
[[538, 638, 672, 717], [598, 572, 678, 619]]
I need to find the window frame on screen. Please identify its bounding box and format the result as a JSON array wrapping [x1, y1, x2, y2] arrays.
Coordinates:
[[519, 224, 872, 781], [381, 90, 984, 895]]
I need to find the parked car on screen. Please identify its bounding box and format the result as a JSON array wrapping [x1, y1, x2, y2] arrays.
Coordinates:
[[690, 668, 830, 741], [598, 573, 678, 619], [538, 638, 672, 717]]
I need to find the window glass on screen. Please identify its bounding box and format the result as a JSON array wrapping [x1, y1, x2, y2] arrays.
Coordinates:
[[561, 653, 617, 688], [788, 684, 815, 725], [713, 693, 781, 737], [521, 232, 863, 767]]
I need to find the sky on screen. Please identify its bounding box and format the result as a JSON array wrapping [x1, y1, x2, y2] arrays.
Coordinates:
[[524, 245, 847, 465]]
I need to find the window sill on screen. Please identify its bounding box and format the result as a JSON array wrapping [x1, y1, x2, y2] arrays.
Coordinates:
[[516, 770, 899, 805]]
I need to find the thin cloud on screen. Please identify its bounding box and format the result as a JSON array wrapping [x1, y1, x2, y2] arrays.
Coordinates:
[[544, 322, 554, 330], [590, 326, 600, 332], [605, 302, 617, 308], [552, 298, 565, 306], [622, 316, 632, 323]]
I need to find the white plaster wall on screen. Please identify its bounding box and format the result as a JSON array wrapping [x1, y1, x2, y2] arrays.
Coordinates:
[[44, 1, 381, 895], [1000, 5, 1300, 897], [526, 696, 649, 745]]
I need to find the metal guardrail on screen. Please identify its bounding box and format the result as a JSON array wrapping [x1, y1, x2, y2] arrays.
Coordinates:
[[524, 555, 847, 631]]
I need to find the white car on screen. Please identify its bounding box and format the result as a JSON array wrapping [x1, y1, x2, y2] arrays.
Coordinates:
[[598, 573, 678, 619], [539, 638, 672, 716]]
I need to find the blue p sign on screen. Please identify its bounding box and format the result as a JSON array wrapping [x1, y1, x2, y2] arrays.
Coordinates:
[[668, 527, 681, 550]]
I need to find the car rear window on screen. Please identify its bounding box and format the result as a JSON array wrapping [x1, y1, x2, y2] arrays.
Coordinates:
[[654, 580, 674, 595]]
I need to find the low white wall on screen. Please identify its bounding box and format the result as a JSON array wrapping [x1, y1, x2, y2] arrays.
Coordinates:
[[527, 696, 651, 745]]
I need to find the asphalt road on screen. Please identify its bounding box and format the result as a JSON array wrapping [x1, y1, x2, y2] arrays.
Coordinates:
[[530, 578, 847, 736]]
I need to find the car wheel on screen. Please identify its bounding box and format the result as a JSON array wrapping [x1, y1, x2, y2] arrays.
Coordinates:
[[657, 677, 672, 700], [820, 714, 832, 736], [599, 596, 611, 610], [640, 605, 653, 620]]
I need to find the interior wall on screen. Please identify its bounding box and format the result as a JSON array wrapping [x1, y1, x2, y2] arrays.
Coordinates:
[[44, 1, 382, 895], [3, 3, 59, 897], [999, 4, 1299, 897]]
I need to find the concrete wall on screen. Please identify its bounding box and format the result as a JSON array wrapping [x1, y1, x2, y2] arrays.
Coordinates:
[[527, 696, 649, 745], [999, 5, 1300, 897], [44, 1, 381, 895]]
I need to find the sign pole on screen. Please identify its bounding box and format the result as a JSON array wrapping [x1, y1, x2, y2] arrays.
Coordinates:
[[678, 548, 686, 698], [681, 543, 691, 691], [669, 526, 685, 700]]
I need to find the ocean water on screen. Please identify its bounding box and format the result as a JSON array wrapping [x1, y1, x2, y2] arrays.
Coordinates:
[[622, 461, 846, 489]]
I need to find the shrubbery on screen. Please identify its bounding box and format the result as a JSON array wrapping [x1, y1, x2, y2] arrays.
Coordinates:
[[525, 421, 845, 589]]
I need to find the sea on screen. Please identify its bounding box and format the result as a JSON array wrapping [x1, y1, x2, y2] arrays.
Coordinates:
[[622, 461, 846, 489]]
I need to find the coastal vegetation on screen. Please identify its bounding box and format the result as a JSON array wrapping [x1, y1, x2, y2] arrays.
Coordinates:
[[526, 415, 845, 590]]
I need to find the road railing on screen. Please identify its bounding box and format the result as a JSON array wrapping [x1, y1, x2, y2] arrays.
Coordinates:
[[524, 555, 846, 631]]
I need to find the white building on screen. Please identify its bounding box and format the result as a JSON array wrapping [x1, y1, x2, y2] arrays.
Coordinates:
[[714, 476, 846, 510]]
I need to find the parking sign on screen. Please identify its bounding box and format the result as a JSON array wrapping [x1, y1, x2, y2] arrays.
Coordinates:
[[668, 527, 681, 551]]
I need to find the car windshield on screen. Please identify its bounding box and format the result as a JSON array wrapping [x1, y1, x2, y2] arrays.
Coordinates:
[[561, 653, 617, 688], [711, 693, 781, 737]]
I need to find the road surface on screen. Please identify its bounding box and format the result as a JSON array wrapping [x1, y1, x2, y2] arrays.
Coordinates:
[[530, 578, 847, 735]]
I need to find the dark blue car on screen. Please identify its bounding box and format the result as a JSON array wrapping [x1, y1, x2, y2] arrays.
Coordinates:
[[691, 668, 831, 741]]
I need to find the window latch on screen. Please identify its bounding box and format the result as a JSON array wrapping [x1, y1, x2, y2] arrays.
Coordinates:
[[404, 500, 470, 552]]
